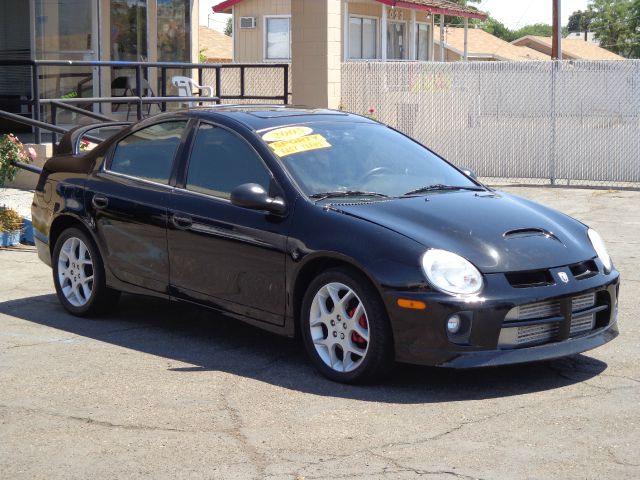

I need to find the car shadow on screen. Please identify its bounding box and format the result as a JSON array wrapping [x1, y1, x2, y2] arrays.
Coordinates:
[[0, 293, 609, 404]]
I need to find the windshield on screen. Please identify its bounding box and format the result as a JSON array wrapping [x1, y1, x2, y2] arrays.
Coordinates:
[[260, 122, 478, 198]]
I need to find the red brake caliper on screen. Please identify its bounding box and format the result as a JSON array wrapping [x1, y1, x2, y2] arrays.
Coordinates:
[[348, 307, 368, 346]]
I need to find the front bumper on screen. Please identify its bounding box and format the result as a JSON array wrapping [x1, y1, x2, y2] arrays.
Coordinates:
[[384, 262, 620, 368], [430, 320, 617, 368]]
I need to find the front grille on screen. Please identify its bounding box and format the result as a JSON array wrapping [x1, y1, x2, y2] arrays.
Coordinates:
[[505, 293, 595, 322], [504, 259, 599, 289], [498, 292, 600, 349], [572, 292, 596, 311]]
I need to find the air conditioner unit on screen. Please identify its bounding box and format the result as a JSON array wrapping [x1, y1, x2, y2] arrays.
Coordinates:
[[240, 17, 256, 29]]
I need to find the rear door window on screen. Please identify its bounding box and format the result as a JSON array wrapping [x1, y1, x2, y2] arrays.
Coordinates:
[[109, 121, 187, 184]]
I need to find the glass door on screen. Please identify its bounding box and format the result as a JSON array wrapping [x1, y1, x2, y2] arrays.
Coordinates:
[[34, 0, 99, 120], [387, 21, 407, 60]]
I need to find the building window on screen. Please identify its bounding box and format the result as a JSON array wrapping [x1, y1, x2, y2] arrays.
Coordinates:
[[110, 0, 148, 61], [349, 16, 377, 59], [265, 16, 291, 60], [157, 0, 191, 61], [387, 21, 407, 59], [416, 23, 431, 61]]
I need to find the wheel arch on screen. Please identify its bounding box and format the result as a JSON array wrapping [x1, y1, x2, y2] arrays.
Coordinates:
[[49, 214, 98, 256], [291, 253, 392, 339]]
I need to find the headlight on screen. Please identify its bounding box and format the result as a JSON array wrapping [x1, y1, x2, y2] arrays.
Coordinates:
[[588, 229, 612, 273], [421, 249, 484, 296]]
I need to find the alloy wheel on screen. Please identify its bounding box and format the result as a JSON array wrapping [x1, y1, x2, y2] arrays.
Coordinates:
[[57, 236, 94, 307], [309, 282, 370, 373]]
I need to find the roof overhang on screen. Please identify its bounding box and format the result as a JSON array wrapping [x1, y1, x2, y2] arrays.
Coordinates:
[[214, 0, 488, 20], [213, 0, 240, 13], [375, 1, 488, 20]]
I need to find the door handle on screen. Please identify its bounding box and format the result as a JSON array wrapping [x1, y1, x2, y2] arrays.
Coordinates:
[[92, 195, 109, 209], [172, 214, 193, 229]]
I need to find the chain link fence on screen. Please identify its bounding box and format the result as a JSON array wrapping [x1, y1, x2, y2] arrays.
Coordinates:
[[342, 61, 640, 189]]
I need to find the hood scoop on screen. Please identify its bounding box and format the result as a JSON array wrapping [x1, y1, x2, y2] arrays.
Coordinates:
[[503, 228, 562, 243]]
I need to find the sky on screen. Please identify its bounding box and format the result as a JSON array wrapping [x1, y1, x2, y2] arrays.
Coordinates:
[[478, 0, 590, 29], [199, 0, 592, 32], [200, 0, 229, 32]]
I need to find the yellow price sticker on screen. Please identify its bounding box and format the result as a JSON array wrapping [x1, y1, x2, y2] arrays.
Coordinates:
[[269, 134, 332, 157], [262, 126, 314, 143]]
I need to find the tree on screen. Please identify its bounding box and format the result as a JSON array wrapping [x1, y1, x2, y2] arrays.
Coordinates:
[[568, 9, 594, 40], [626, 0, 640, 57], [224, 17, 233, 37], [588, 0, 637, 57], [442, 0, 482, 27], [482, 18, 512, 41], [510, 23, 569, 42]]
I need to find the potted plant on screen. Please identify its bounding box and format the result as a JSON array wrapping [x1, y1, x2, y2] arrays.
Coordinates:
[[0, 133, 36, 187], [0, 133, 36, 247], [0, 207, 22, 247]]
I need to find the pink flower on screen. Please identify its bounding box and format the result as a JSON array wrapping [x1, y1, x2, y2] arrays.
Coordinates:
[[368, 107, 375, 114], [27, 147, 37, 159]]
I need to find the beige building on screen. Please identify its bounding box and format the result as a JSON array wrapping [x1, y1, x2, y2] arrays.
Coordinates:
[[214, 0, 487, 63], [512, 36, 624, 61]]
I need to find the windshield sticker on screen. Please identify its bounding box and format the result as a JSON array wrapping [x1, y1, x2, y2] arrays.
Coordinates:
[[262, 126, 314, 143], [269, 134, 332, 157]]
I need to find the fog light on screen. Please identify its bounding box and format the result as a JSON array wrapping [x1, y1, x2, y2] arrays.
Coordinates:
[[447, 315, 462, 334]]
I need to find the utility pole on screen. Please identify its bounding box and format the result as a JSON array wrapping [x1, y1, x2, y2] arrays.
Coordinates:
[[552, 0, 562, 60]]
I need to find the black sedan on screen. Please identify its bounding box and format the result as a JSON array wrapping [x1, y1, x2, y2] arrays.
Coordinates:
[[30, 106, 619, 383]]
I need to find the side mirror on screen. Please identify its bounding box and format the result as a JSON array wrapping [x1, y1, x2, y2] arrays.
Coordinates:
[[230, 183, 287, 215], [461, 168, 478, 180]]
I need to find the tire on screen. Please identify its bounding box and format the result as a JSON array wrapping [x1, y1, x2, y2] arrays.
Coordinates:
[[52, 227, 120, 317], [301, 267, 393, 384]]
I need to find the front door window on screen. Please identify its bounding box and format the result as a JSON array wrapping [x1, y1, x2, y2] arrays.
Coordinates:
[[186, 124, 271, 199]]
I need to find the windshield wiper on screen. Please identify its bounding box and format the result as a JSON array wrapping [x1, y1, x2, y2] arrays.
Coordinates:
[[309, 190, 390, 201], [403, 184, 485, 196]]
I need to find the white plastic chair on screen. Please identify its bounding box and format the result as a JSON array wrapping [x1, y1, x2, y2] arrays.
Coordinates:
[[171, 76, 214, 107]]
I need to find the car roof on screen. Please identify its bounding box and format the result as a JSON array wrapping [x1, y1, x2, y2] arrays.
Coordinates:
[[180, 105, 376, 131]]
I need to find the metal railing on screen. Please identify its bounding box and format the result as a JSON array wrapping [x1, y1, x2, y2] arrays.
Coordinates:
[[0, 59, 291, 144]]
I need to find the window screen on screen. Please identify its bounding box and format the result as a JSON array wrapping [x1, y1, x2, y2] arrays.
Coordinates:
[[186, 124, 270, 199], [110, 121, 187, 184]]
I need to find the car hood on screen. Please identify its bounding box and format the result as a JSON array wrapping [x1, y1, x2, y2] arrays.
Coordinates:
[[329, 191, 595, 273]]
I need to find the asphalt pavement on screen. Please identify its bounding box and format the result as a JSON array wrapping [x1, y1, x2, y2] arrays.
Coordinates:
[[1, 186, 638, 480]]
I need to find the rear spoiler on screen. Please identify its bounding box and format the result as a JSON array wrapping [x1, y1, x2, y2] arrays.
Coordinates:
[[10, 121, 132, 176], [57, 121, 132, 156]]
